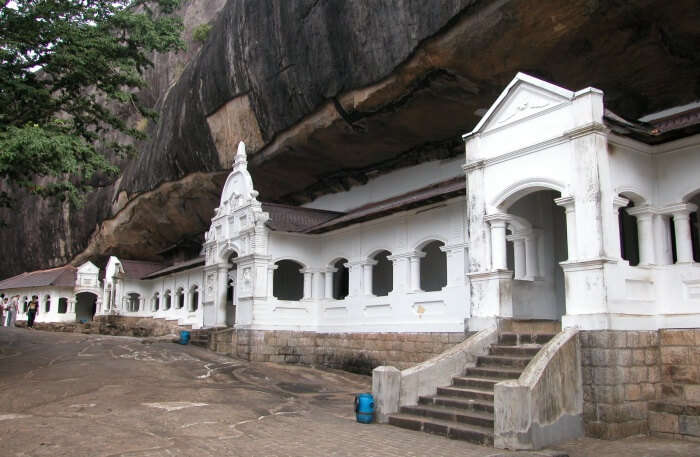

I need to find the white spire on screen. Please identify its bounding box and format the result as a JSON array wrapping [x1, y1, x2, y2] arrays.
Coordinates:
[[235, 141, 247, 164]]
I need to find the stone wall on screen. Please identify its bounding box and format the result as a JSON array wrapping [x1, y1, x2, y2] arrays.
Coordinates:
[[648, 329, 700, 441], [211, 329, 466, 375], [581, 329, 700, 441], [581, 330, 661, 439]]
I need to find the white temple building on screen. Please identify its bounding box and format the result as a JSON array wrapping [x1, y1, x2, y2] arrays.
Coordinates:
[[2, 72, 699, 334]]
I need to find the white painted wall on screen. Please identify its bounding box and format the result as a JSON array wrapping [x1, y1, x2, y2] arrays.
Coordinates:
[[303, 156, 464, 212]]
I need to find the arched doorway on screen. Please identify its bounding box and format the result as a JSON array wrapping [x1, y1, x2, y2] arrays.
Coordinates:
[[75, 292, 97, 323], [226, 252, 238, 326], [504, 189, 567, 321]]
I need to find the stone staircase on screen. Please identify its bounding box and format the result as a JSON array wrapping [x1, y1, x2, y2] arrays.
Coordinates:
[[387, 331, 556, 445]]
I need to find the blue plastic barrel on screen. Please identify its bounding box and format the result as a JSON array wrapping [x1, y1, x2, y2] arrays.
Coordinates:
[[354, 393, 374, 424], [179, 330, 191, 345]]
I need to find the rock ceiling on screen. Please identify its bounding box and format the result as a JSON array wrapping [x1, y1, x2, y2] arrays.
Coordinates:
[[1, 0, 699, 278]]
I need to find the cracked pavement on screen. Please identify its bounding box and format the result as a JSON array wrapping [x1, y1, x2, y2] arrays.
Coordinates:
[[1, 327, 698, 457]]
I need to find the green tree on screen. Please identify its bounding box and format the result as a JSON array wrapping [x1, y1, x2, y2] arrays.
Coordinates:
[[0, 0, 184, 208]]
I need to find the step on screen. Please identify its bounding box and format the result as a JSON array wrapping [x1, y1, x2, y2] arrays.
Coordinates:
[[418, 395, 494, 413], [477, 354, 533, 369], [388, 414, 493, 446], [499, 333, 555, 345], [489, 344, 541, 357], [451, 376, 503, 391], [436, 386, 494, 401], [464, 365, 523, 380], [401, 404, 494, 428]]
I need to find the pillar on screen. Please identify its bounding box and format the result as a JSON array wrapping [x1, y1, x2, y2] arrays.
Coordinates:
[[217, 265, 228, 325], [485, 214, 509, 271], [555, 197, 576, 261], [669, 203, 698, 263], [653, 214, 674, 265], [311, 270, 323, 299], [627, 205, 656, 265], [362, 261, 376, 295], [387, 254, 410, 293], [267, 265, 277, 298], [409, 253, 425, 292], [302, 270, 312, 300], [345, 261, 364, 297], [324, 269, 336, 299], [525, 232, 539, 280], [509, 236, 526, 280]]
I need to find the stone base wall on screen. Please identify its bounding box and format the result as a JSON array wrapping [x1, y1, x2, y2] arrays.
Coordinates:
[[648, 329, 700, 441], [581, 329, 700, 441], [581, 330, 660, 439], [25, 315, 188, 337], [211, 329, 466, 374]]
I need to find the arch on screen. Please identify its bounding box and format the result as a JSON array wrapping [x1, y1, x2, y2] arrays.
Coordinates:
[[43, 294, 51, 313], [271, 256, 307, 269], [493, 178, 566, 212], [57, 297, 68, 314], [331, 258, 349, 300], [273, 259, 304, 301], [75, 291, 98, 322], [414, 235, 449, 252], [615, 187, 648, 206], [325, 254, 350, 268], [152, 292, 160, 312], [125, 292, 141, 313], [217, 242, 241, 265], [189, 285, 200, 312], [419, 240, 447, 292], [371, 250, 393, 296], [681, 186, 700, 203], [617, 195, 640, 266], [176, 287, 185, 309], [163, 290, 172, 310]]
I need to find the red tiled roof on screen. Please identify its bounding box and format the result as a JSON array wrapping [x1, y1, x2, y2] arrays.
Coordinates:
[[261, 202, 344, 232], [118, 260, 169, 280], [303, 176, 466, 234], [0, 265, 77, 290]]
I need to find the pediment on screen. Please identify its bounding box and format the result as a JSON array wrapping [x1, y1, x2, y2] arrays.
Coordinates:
[[77, 261, 99, 273], [481, 85, 567, 133], [464, 73, 575, 138]]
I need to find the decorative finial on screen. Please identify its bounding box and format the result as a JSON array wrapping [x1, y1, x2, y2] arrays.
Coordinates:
[[235, 141, 247, 164]]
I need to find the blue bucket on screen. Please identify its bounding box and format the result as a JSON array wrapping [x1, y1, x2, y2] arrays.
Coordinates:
[[354, 393, 374, 424], [179, 330, 191, 345]]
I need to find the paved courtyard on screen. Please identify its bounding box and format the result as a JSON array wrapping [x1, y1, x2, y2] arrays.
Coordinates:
[[0, 327, 698, 457]]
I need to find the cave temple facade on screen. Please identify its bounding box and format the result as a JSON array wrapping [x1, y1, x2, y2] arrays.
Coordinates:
[[2, 73, 699, 334]]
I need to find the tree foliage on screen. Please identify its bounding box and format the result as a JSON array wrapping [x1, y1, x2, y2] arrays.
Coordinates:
[[0, 0, 184, 207]]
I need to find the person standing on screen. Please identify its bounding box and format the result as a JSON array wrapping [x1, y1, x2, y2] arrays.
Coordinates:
[[27, 296, 39, 328], [5, 296, 18, 327], [0, 297, 6, 327]]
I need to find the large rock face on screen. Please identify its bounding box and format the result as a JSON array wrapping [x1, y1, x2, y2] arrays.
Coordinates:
[[1, 0, 699, 278]]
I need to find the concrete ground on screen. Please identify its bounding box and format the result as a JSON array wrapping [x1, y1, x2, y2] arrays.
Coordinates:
[[0, 328, 697, 457]]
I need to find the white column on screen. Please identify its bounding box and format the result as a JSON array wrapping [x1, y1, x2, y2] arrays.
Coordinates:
[[267, 265, 277, 298], [627, 205, 655, 265], [525, 233, 539, 280], [509, 236, 526, 280], [485, 214, 509, 271], [345, 261, 364, 297], [362, 261, 376, 295], [216, 265, 228, 325], [408, 252, 425, 292], [669, 203, 697, 263], [324, 269, 335, 299], [311, 270, 323, 299], [387, 254, 410, 293], [302, 270, 312, 300], [653, 214, 674, 265], [555, 197, 576, 261]]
